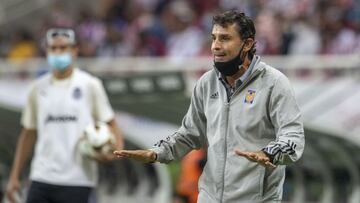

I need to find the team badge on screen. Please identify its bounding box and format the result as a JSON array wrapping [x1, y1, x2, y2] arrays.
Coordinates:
[[73, 87, 82, 100], [244, 90, 256, 104]]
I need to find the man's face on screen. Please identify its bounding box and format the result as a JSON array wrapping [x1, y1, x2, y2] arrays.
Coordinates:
[[211, 23, 243, 62], [46, 37, 77, 57]]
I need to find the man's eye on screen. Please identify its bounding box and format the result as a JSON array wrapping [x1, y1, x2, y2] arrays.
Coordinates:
[[216, 36, 230, 41], [211, 36, 230, 42]]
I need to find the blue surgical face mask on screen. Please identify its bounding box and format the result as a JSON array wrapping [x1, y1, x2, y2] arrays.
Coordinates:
[[47, 53, 72, 71]]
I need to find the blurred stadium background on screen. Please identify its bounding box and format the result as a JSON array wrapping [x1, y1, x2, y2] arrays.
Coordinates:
[[0, 0, 360, 203]]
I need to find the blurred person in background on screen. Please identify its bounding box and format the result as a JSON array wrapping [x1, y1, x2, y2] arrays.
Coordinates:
[[175, 148, 206, 203], [7, 29, 38, 63], [0, 33, 10, 58], [114, 10, 305, 202], [161, 0, 204, 58], [1, 0, 359, 59], [6, 28, 124, 203], [254, 11, 283, 55], [319, 0, 358, 54], [76, 9, 107, 57], [97, 24, 134, 57]]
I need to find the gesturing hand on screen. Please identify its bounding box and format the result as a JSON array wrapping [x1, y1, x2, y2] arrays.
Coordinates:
[[113, 150, 157, 163], [235, 149, 276, 169]]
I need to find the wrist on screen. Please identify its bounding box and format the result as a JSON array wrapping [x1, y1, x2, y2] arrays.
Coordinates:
[[149, 151, 157, 163], [9, 174, 19, 182], [261, 149, 274, 163]]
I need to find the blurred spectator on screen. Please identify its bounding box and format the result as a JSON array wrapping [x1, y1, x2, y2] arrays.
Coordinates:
[[319, 2, 358, 54], [161, 0, 204, 58], [288, 17, 321, 55], [0, 0, 359, 59], [7, 30, 38, 63], [77, 9, 106, 57], [48, 1, 75, 28], [0, 33, 11, 58], [133, 29, 166, 56], [176, 149, 206, 203], [220, 0, 253, 15], [97, 24, 134, 57], [255, 11, 283, 55], [127, 5, 167, 56]]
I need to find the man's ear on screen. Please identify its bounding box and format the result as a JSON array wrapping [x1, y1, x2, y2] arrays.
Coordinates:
[[243, 38, 254, 52]]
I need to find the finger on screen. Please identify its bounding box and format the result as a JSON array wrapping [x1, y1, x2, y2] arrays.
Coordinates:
[[113, 152, 128, 159], [115, 155, 130, 159], [258, 160, 276, 169], [121, 151, 142, 159], [264, 161, 276, 168], [114, 150, 145, 162], [246, 153, 258, 162], [257, 156, 270, 162], [234, 150, 249, 157], [256, 157, 272, 166], [235, 150, 254, 159], [113, 150, 133, 154], [113, 152, 123, 158], [250, 154, 258, 159], [113, 150, 133, 157], [236, 152, 258, 162]]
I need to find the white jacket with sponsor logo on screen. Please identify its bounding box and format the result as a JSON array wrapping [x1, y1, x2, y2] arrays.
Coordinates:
[[151, 56, 305, 202]]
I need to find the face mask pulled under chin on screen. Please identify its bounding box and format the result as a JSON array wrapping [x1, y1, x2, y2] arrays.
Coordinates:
[[214, 53, 243, 76], [214, 42, 246, 76], [47, 53, 72, 71]]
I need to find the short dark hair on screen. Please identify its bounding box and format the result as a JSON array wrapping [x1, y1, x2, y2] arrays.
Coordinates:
[[213, 10, 256, 57]]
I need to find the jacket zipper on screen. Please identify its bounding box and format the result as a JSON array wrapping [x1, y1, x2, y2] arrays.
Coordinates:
[[219, 69, 263, 202], [219, 102, 230, 203]]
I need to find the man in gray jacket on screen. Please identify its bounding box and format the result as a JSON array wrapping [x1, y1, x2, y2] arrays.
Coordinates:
[[114, 10, 305, 203]]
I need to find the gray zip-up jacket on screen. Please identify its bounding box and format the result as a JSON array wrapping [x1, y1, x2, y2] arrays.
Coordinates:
[[151, 56, 305, 202]]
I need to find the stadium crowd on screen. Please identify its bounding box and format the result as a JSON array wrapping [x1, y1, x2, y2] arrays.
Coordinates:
[[1, 0, 359, 62]]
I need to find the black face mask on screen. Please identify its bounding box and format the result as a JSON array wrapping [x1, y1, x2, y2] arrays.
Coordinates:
[[214, 43, 246, 76]]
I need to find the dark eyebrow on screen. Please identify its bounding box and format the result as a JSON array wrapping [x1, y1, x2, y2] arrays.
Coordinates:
[[212, 33, 231, 38], [221, 33, 231, 37]]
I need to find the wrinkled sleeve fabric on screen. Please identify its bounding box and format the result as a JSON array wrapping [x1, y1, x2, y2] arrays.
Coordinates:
[[150, 82, 207, 164], [21, 83, 37, 130], [91, 78, 115, 123], [262, 74, 305, 165]]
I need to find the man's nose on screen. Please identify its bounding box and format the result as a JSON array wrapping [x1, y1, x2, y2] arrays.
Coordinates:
[[211, 40, 222, 51]]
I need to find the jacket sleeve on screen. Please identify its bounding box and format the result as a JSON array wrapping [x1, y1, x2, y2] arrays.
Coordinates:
[[150, 82, 207, 164], [262, 74, 305, 165]]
